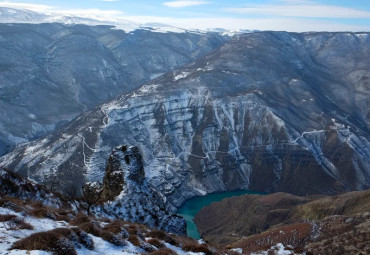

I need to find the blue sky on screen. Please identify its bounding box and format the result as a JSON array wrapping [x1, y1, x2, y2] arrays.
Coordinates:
[[0, 0, 370, 31]]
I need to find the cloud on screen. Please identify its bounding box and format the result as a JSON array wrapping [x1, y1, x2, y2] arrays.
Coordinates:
[[0, 1, 53, 11], [226, 1, 370, 18], [162, 1, 209, 8], [124, 15, 370, 32], [57, 8, 125, 20]]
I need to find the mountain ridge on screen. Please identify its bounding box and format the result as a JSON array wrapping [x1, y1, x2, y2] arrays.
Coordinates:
[[0, 21, 227, 155], [2, 31, 369, 208]]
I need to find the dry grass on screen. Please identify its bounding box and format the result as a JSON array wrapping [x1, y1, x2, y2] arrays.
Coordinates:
[[236, 222, 311, 252], [100, 230, 124, 246], [69, 213, 91, 226], [103, 219, 128, 236], [182, 243, 212, 255], [11, 230, 77, 255], [3, 217, 34, 230], [78, 222, 102, 236], [148, 248, 178, 255], [0, 214, 17, 222], [0, 196, 23, 212], [30, 208, 56, 219], [128, 235, 141, 247], [55, 209, 74, 222], [146, 230, 168, 240], [164, 234, 181, 247], [71, 227, 94, 250], [147, 238, 165, 249], [127, 225, 138, 235]]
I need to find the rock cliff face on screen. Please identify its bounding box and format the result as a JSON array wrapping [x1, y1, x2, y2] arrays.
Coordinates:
[[0, 22, 227, 155], [92, 145, 186, 235], [1, 32, 370, 208]]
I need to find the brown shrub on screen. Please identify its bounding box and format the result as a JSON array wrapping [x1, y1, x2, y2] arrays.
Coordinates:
[[0, 214, 17, 222], [103, 220, 127, 234], [71, 227, 94, 250], [128, 235, 141, 247], [127, 225, 138, 235], [100, 230, 124, 246], [30, 208, 56, 219], [146, 230, 168, 240], [148, 248, 178, 255], [78, 222, 102, 236], [55, 209, 74, 222], [182, 243, 212, 255], [52, 228, 78, 241], [147, 238, 165, 249], [164, 235, 181, 247], [4, 217, 33, 230], [0, 197, 23, 212], [11, 231, 77, 255], [69, 213, 90, 226], [294, 246, 305, 253], [29, 200, 44, 209], [101, 217, 111, 223]]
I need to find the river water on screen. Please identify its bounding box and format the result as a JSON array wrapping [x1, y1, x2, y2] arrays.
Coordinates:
[[177, 190, 262, 239]]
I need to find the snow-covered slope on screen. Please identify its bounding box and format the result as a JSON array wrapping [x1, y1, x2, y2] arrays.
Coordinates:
[[0, 166, 219, 254], [89, 145, 186, 235], [1, 31, 370, 208], [0, 21, 227, 155]]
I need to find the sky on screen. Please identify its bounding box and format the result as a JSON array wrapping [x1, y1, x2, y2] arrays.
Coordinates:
[[0, 0, 370, 31]]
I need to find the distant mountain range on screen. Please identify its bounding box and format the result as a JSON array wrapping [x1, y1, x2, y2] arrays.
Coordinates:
[[0, 13, 228, 155], [2, 31, 369, 207], [0, 7, 247, 34]]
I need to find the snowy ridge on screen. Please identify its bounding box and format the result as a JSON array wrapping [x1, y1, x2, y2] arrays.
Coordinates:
[[0, 6, 237, 34]]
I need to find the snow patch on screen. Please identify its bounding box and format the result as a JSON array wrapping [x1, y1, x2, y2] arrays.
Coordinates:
[[174, 71, 191, 81]]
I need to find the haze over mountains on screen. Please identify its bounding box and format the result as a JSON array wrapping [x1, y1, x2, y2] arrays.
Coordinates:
[[1, 26, 369, 206]]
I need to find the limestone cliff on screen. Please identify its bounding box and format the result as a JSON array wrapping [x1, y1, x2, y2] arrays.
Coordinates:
[[91, 145, 186, 235]]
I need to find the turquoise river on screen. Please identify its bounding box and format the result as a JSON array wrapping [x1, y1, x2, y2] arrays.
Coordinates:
[[177, 190, 262, 239]]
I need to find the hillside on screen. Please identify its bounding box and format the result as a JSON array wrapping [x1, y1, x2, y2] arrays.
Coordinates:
[[0, 166, 223, 255], [195, 190, 370, 254], [0, 21, 227, 155]]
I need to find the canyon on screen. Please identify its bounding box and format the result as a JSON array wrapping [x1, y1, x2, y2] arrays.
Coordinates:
[[1, 31, 369, 210]]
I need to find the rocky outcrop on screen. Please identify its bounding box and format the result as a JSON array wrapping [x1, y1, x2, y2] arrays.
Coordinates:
[[1, 32, 370, 208], [92, 145, 186, 235]]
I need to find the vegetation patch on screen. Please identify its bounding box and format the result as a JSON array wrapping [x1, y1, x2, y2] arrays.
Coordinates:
[[0, 214, 17, 222], [147, 238, 165, 249], [69, 213, 91, 226], [11, 231, 77, 255], [148, 248, 178, 255], [3, 217, 33, 230], [182, 243, 213, 255], [128, 235, 141, 247]]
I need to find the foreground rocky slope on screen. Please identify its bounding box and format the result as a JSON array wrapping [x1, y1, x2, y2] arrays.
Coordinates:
[[0, 21, 227, 155], [195, 190, 370, 254], [88, 145, 186, 235], [1, 31, 370, 207], [0, 168, 220, 255]]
